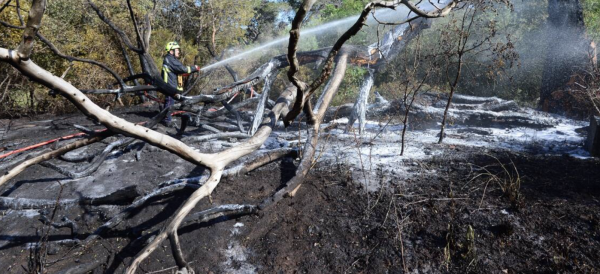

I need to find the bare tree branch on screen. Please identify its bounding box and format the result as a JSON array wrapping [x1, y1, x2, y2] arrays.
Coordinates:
[[0, 0, 12, 13], [37, 33, 127, 88], [87, 0, 143, 53], [285, 0, 316, 125], [15, 0, 45, 59], [261, 53, 348, 208], [0, 18, 128, 89], [126, 0, 146, 52], [0, 18, 23, 29], [14, 0, 23, 26]]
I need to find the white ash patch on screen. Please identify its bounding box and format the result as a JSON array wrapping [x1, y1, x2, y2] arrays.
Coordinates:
[[160, 171, 174, 177], [62, 146, 90, 159], [221, 242, 257, 274], [220, 222, 257, 274], [9, 209, 40, 219], [231, 222, 244, 235], [302, 95, 590, 191], [83, 184, 106, 196], [261, 136, 293, 149]]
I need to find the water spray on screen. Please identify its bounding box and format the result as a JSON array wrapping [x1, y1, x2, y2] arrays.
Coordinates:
[[199, 1, 449, 72]]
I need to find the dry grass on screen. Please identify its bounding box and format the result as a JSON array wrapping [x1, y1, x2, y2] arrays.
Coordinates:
[[470, 154, 522, 209]]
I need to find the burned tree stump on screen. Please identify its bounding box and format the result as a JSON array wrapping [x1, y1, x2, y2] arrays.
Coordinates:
[[587, 116, 600, 157]]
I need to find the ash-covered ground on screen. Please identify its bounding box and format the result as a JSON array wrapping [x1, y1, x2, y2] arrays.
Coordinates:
[[0, 94, 598, 273]]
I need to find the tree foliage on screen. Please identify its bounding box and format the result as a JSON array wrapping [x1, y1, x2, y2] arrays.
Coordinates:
[[583, 0, 600, 42], [1, 0, 598, 118]]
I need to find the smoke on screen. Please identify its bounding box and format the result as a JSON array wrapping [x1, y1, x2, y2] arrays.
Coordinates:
[[412, 0, 593, 103]]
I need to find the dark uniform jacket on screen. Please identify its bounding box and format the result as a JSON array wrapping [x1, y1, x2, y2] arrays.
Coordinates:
[[161, 54, 198, 93]]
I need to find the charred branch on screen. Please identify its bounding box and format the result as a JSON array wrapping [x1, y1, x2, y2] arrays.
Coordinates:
[[0, 18, 24, 29], [80, 85, 158, 95], [205, 34, 249, 133], [183, 204, 258, 225], [202, 97, 261, 118], [250, 72, 279, 135], [0, 185, 139, 210], [72, 124, 95, 135], [39, 138, 130, 179], [222, 100, 245, 132], [0, 132, 112, 189], [118, 36, 141, 88], [38, 216, 78, 236], [14, 0, 23, 25], [80, 183, 204, 248], [179, 114, 222, 134]]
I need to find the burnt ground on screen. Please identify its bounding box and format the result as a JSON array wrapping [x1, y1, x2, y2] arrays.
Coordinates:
[[0, 106, 599, 274]]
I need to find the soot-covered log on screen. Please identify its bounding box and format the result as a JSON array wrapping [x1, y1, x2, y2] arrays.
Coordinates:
[[0, 185, 140, 210]]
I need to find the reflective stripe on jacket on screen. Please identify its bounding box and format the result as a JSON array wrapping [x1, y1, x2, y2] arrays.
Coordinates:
[[161, 54, 198, 91]]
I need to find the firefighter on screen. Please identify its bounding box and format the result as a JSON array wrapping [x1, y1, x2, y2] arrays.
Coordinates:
[[161, 41, 200, 126]]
